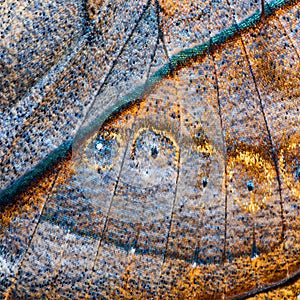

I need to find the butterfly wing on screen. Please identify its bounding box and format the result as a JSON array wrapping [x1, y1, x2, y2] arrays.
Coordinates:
[[0, 0, 299, 298]]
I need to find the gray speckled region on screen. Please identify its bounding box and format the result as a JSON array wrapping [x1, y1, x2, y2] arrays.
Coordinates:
[[1, 0, 287, 196], [0, 0, 300, 299]]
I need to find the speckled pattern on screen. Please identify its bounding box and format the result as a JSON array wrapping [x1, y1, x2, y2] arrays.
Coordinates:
[[0, 0, 300, 299]]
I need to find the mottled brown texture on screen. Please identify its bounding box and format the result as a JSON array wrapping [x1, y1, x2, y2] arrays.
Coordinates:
[[0, 0, 300, 299]]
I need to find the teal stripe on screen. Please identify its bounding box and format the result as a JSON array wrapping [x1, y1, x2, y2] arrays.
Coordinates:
[[74, 0, 295, 144], [0, 0, 296, 206]]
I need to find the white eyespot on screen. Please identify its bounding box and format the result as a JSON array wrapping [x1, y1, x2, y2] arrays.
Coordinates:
[[96, 142, 103, 151], [129, 248, 136, 255], [192, 262, 197, 269]]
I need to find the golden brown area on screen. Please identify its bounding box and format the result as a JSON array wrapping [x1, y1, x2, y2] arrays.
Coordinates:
[[251, 277, 300, 299], [158, 0, 179, 16], [1, 86, 299, 298], [1, 1, 299, 299], [249, 26, 300, 99], [86, 0, 103, 21]]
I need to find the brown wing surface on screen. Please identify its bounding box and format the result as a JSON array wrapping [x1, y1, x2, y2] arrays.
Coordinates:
[[0, 0, 299, 299]]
